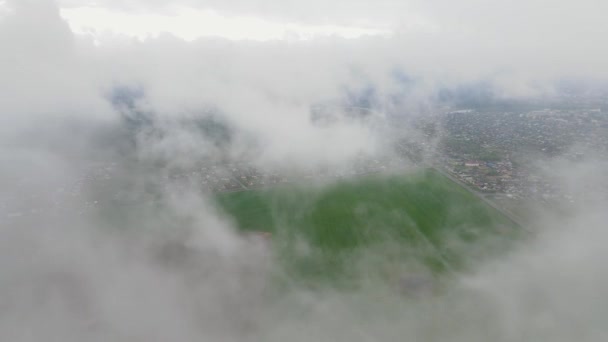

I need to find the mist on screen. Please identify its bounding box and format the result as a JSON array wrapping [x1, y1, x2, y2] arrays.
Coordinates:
[[2, 0, 608, 341]]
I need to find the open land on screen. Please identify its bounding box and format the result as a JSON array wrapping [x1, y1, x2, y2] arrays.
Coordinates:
[[215, 169, 520, 284]]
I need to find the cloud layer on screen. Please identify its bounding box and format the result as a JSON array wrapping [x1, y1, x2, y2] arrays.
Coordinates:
[[1, 0, 608, 341]]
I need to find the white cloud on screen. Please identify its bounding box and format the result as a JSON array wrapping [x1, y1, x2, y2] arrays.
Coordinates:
[[60, 6, 392, 41], [2, 1, 608, 341]]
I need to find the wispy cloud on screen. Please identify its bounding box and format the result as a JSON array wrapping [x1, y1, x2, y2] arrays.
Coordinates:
[[1, 0, 608, 341]]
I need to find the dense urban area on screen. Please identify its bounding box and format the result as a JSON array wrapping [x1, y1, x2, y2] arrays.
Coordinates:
[[435, 105, 608, 216], [3, 96, 608, 224]]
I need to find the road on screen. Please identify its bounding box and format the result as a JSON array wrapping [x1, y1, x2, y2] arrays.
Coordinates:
[[430, 165, 528, 230]]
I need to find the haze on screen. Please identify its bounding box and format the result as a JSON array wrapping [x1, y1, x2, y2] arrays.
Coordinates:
[[1, 0, 608, 341]]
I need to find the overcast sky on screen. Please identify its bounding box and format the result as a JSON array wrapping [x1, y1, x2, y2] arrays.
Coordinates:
[[0, 0, 606, 168], [14, 0, 608, 82], [54, 0, 608, 46], [0, 0, 606, 164]]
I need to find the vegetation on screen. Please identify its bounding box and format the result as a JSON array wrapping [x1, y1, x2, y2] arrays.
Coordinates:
[[215, 169, 519, 284]]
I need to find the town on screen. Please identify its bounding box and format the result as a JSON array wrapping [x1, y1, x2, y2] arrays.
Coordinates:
[[434, 107, 608, 205], [3, 103, 608, 224]]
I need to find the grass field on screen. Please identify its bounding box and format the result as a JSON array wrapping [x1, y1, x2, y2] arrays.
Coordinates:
[[215, 169, 519, 284]]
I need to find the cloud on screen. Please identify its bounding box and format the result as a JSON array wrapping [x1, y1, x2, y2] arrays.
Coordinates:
[[1, 0, 608, 341], [57, 0, 423, 27], [59, 6, 392, 42]]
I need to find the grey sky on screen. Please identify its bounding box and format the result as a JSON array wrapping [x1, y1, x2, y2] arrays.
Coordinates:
[[0, 0, 606, 174], [54, 0, 608, 82], [1, 0, 607, 164]]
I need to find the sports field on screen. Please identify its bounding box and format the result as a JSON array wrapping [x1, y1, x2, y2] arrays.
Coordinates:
[[215, 168, 518, 284]]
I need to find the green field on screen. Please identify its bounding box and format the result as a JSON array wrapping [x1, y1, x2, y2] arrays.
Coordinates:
[[215, 169, 518, 284]]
